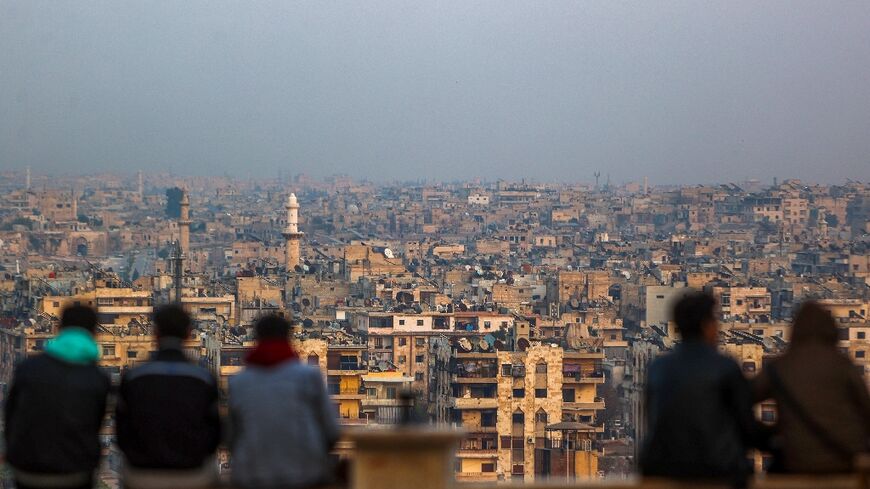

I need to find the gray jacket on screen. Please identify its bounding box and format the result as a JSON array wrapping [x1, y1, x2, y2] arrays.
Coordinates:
[[229, 361, 339, 489]]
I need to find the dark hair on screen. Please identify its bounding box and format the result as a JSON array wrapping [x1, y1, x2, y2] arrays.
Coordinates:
[[61, 305, 98, 333], [153, 304, 191, 339], [791, 301, 837, 347], [255, 315, 290, 340], [672, 292, 717, 341]]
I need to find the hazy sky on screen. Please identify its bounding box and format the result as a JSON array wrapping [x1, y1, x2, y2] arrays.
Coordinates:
[[2, 1, 869, 184]]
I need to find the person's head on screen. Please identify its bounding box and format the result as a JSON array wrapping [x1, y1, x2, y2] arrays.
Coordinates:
[[153, 304, 191, 340], [255, 315, 291, 341], [790, 301, 837, 348], [672, 292, 718, 345], [60, 305, 98, 334]]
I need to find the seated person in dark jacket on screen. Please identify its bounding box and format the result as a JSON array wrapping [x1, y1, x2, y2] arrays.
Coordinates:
[[640, 292, 763, 487], [116, 305, 220, 489], [4, 305, 110, 489]]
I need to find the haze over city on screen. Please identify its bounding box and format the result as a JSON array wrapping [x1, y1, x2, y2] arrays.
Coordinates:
[[2, 1, 870, 183]]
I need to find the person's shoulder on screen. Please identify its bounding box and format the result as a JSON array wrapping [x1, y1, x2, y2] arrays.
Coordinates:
[[124, 359, 215, 385]]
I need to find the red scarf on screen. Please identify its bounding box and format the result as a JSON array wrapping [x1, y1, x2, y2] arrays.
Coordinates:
[[246, 339, 299, 367]]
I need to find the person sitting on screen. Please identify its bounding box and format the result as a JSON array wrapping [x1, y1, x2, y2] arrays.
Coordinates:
[[640, 292, 763, 487], [4, 305, 110, 489], [116, 305, 220, 489], [229, 315, 339, 489], [753, 301, 870, 473]]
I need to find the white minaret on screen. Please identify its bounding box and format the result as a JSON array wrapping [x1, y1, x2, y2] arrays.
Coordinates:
[[282, 193, 303, 270]]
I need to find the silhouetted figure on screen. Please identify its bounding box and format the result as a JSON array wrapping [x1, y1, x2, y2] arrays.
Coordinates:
[[640, 292, 761, 487], [4, 306, 109, 489], [753, 301, 870, 473], [229, 315, 339, 489], [116, 305, 220, 488]]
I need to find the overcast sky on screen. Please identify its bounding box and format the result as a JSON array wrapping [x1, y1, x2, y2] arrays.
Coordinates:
[[2, 1, 869, 184]]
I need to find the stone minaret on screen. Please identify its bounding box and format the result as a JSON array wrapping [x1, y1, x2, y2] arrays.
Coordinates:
[[179, 190, 191, 257], [283, 193, 303, 271]]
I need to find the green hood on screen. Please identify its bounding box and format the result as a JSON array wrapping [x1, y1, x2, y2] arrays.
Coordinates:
[[44, 327, 100, 364]]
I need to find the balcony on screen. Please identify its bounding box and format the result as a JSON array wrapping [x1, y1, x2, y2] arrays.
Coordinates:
[[456, 448, 498, 458], [453, 397, 499, 409], [96, 305, 154, 314], [563, 400, 605, 411], [562, 371, 605, 384]]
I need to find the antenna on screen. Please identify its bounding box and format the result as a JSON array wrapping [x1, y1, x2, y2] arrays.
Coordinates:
[[593, 172, 601, 189]]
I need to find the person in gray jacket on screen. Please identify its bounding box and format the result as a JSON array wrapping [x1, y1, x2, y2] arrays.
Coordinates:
[[229, 315, 339, 489]]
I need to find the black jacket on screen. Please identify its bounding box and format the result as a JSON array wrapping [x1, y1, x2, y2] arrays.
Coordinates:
[[640, 342, 764, 486], [4, 354, 110, 474], [116, 347, 221, 469]]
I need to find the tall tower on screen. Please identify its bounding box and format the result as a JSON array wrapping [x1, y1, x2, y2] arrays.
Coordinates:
[[25, 166, 31, 191], [283, 193, 303, 271], [137, 171, 144, 198], [179, 190, 191, 257]]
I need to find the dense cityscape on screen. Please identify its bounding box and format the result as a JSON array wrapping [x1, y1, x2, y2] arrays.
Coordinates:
[[0, 169, 867, 485]]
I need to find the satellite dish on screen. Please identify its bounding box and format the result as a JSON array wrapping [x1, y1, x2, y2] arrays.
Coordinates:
[[302, 298, 311, 307], [384, 248, 394, 259], [478, 339, 490, 351], [302, 318, 314, 328], [458, 338, 473, 351]]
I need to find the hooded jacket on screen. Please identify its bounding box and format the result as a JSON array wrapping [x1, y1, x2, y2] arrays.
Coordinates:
[[4, 327, 110, 475], [228, 343, 339, 489], [753, 304, 870, 473]]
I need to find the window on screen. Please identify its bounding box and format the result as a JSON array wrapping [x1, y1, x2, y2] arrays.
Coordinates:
[[386, 387, 397, 399], [857, 351, 866, 359], [307, 354, 319, 366], [481, 411, 496, 427], [482, 463, 495, 473], [761, 410, 776, 423], [512, 412, 524, 424], [398, 319, 405, 325], [535, 363, 547, 373], [416, 338, 425, 347], [502, 364, 512, 376], [742, 361, 756, 373], [859, 332, 867, 340], [415, 372, 424, 381], [416, 319, 424, 326], [513, 388, 525, 398], [415, 355, 424, 363], [398, 338, 407, 346], [398, 355, 406, 363], [127, 350, 138, 359], [562, 389, 575, 402], [535, 388, 547, 398], [102, 345, 116, 357], [483, 321, 491, 328]]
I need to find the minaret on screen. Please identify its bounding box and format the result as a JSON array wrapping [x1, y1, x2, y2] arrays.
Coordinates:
[[137, 171, 144, 198], [25, 166, 31, 191], [283, 193, 303, 271], [179, 190, 191, 257]]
